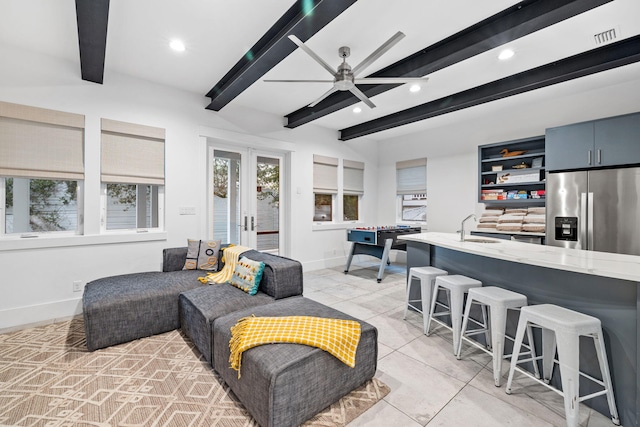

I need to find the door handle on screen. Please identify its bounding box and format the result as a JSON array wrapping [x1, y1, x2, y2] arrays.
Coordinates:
[[243, 216, 248, 231], [587, 192, 594, 250], [597, 149, 602, 164], [587, 150, 592, 165], [580, 193, 588, 249], [251, 216, 255, 231]]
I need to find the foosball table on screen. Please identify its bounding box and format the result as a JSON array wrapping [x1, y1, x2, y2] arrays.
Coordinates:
[[345, 226, 422, 282]]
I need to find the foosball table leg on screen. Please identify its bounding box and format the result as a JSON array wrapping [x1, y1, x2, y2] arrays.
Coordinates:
[[344, 242, 356, 274], [377, 238, 393, 282]]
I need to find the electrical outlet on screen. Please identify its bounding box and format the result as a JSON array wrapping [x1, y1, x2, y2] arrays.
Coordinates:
[[73, 280, 84, 293]]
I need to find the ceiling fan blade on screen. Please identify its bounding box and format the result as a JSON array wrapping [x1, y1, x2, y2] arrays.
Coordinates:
[[353, 77, 429, 85], [309, 86, 339, 107], [264, 79, 334, 83], [349, 86, 376, 109], [287, 35, 336, 76], [352, 31, 405, 77]]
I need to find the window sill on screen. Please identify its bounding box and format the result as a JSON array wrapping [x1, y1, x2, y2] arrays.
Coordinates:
[[0, 230, 167, 251], [312, 221, 365, 231]]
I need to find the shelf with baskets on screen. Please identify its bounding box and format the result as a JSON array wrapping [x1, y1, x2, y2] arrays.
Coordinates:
[[478, 136, 546, 205]]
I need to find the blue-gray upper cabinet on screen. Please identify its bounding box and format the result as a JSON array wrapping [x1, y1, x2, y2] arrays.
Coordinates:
[[546, 112, 640, 171]]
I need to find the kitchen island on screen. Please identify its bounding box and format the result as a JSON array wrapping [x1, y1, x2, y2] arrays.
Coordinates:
[[399, 232, 640, 426]]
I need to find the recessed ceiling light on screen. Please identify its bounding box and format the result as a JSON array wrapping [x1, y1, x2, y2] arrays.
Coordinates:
[[353, 107, 362, 114], [170, 39, 186, 52], [409, 84, 421, 93], [498, 49, 514, 60]]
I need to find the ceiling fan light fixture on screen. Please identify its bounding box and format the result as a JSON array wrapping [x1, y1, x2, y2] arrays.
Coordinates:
[[409, 84, 421, 93], [170, 39, 186, 52], [498, 48, 515, 60]]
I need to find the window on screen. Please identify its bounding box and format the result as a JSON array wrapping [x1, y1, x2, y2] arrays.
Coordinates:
[[396, 159, 427, 222], [101, 119, 165, 231], [0, 101, 85, 236], [105, 184, 160, 230], [313, 155, 338, 222], [343, 160, 364, 221]]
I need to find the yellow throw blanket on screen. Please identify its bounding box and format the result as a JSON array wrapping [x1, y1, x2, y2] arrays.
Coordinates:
[[198, 245, 251, 284], [229, 315, 361, 378]]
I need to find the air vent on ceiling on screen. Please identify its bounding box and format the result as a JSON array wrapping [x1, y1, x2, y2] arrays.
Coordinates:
[[594, 27, 619, 46]]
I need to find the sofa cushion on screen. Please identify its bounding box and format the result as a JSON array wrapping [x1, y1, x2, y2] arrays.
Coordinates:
[[83, 270, 204, 351], [213, 297, 377, 427], [179, 285, 276, 365], [242, 250, 303, 299], [183, 239, 222, 271]]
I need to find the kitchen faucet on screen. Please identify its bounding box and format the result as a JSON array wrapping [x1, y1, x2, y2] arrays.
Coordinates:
[[459, 214, 477, 241]]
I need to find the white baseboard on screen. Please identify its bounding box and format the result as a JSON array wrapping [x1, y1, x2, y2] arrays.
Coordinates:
[[0, 298, 83, 333], [302, 255, 347, 272]]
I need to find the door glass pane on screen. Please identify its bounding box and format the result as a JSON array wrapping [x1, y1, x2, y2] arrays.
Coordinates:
[[256, 156, 279, 254], [213, 150, 241, 244]]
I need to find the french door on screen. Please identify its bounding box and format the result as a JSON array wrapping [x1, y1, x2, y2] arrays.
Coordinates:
[[208, 145, 284, 254]]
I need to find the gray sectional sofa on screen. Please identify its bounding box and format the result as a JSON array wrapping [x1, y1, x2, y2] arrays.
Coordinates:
[[83, 246, 303, 351], [82, 246, 378, 427]]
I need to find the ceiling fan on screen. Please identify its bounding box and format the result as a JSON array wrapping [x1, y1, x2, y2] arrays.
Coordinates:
[[264, 31, 429, 108]]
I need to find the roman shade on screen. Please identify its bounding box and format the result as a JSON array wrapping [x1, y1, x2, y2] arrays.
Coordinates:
[[313, 154, 338, 194], [396, 158, 427, 195], [343, 159, 364, 195], [101, 118, 165, 185], [0, 101, 85, 180]]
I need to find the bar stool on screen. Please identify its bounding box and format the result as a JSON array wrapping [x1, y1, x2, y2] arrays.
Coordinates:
[[403, 266, 448, 334], [456, 286, 540, 386], [425, 274, 482, 354], [506, 304, 620, 427]]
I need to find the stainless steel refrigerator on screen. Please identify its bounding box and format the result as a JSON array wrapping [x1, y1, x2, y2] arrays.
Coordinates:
[[546, 167, 640, 256]]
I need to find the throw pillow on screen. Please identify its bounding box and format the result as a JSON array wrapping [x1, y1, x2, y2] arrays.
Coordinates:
[[228, 257, 265, 295], [183, 239, 222, 271]]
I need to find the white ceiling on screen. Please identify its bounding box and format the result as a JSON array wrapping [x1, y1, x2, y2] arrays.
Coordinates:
[[1, 0, 639, 141]]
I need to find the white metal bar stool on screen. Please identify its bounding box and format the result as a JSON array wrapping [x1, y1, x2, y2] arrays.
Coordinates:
[[425, 274, 482, 354], [403, 266, 448, 334], [456, 286, 540, 386], [506, 304, 620, 427]]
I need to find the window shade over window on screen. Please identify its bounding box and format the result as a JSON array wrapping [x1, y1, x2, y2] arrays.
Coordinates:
[[101, 118, 165, 185], [396, 158, 427, 195], [0, 101, 84, 180], [343, 159, 364, 195], [313, 154, 338, 194]]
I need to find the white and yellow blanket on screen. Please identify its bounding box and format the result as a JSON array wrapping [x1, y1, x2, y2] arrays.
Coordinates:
[[229, 315, 361, 378], [198, 245, 251, 284]]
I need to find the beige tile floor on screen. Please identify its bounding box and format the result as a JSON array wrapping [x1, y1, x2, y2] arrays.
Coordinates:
[[303, 262, 617, 427]]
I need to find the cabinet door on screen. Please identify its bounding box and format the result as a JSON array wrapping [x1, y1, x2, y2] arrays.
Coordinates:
[[595, 113, 640, 167], [545, 122, 594, 171]]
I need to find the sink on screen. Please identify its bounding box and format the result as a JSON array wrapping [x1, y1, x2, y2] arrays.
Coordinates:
[[463, 238, 500, 243]]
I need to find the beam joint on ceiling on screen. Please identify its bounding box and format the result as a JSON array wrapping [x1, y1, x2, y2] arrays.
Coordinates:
[[338, 35, 640, 141], [284, 0, 612, 129], [75, 0, 109, 84], [205, 0, 357, 111]]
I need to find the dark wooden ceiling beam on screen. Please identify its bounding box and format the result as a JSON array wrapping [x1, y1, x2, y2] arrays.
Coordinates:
[[75, 0, 110, 84], [205, 0, 357, 111], [285, 0, 613, 128], [339, 34, 640, 141]]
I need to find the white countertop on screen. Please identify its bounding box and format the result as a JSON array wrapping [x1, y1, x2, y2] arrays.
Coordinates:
[[472, 229, 545, 237], [399, 232, 640, 282]]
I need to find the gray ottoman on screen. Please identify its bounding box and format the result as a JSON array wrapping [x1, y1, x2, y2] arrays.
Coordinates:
[[212, 297, 378, 427], [178, 285, 276, 365], [83, 270, 204, 351]]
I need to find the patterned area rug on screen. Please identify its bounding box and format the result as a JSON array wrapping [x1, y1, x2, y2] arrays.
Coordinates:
[[0, 319, 389, 426]]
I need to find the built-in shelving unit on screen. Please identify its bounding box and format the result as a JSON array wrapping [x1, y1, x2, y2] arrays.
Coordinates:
[[478, 136, 546, 206]]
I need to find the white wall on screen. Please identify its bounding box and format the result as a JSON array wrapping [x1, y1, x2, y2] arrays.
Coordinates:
[[0, 44, 379, 330]]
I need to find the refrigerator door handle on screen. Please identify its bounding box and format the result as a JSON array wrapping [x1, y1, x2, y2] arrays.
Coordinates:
[[580, 193, 588, 249], [587, 192, 594, 250]]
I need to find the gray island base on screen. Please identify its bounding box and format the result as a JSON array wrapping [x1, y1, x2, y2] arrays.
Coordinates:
[[401, 232, 640, 427]]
